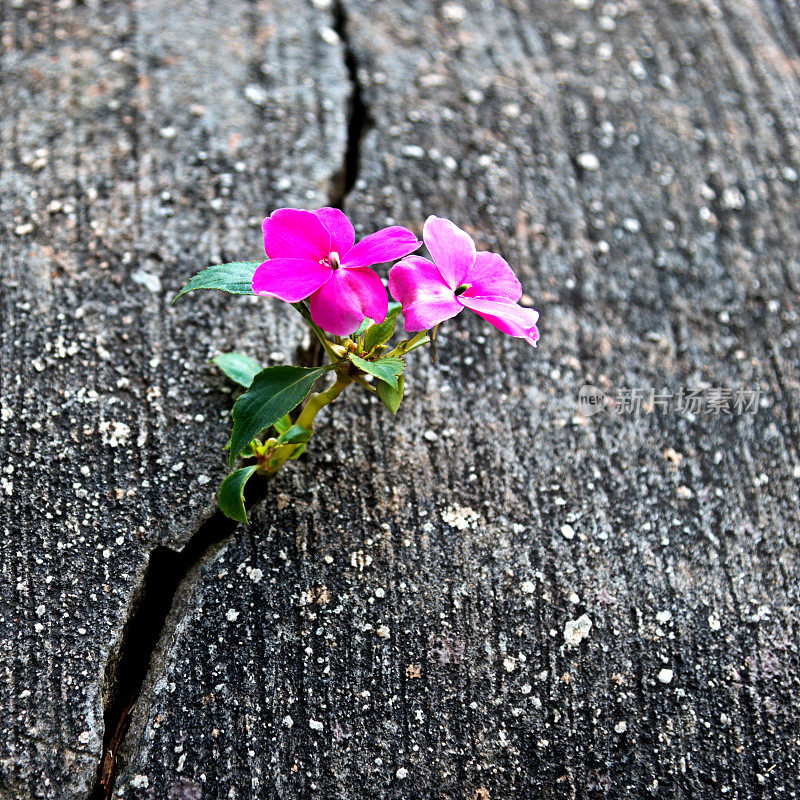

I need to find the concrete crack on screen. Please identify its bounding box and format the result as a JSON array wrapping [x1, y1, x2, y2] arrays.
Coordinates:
[[328, 0, 372, 210], [87, 507, 246, 799], [89, 6, 368, 797]]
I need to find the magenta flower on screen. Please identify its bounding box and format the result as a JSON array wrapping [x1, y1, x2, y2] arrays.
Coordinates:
[[388, 216, 539, 346], [252, 208, 421, 335]]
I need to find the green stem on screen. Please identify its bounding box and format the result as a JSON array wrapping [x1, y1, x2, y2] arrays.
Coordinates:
[[292, 302, 340, 363], [264, 373, 352, 476], [296, 374, 351, 427], [386, 329, 430, 357]]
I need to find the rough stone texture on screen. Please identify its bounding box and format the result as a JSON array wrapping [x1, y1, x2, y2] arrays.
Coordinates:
[[0, 0, 347, 797], [2, 0, 800, 799]]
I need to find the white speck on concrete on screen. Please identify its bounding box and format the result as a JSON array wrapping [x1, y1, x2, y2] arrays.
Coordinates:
[[246, 567, 263, 583], [99, 420, 131, 448], [564, 614, 592, 646], [658, 668, 674, 684], [622, 217, 641, 233], [132, 270, 162, 293], [577, 151, 600, 171], [244, 83, 268, 106], [443, 504, 479, 530], [401, 145, 425, 159], [598, 14, 616, 30], [319, 27, 339, 45], [442, 3, 466, 21], [721, 187, 745, 210]]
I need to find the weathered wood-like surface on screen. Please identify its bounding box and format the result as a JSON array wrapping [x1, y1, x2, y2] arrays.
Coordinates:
[[2, 0, 799, 798], [0, 0, 346, 796]]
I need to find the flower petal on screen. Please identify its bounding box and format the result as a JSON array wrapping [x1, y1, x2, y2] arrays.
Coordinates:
[[340, 226, 421, 268], [262, 208, 331, 261], [312, 207, 355, 256], [252, 258, 332, 303], [459, 296, 540, 346], [388, 256, 464, 331], [309, 267, 388, 335], [422, 216, 476, 289], [463, 251, 522, 302]]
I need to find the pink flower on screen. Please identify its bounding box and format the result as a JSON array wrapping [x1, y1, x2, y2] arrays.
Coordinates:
[[252, 208, 421, 335], [388, 216, 539, 346]]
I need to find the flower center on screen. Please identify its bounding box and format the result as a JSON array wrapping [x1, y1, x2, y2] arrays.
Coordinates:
[[454, 283, 470, 296], [329, 251, 341, 270]]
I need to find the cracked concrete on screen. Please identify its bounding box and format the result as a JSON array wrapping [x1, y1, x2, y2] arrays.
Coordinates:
[[3, 0, 800, 798], [1, 0, 349, 796], [90, 522, 237, 798], [87, 1, 369, 794]]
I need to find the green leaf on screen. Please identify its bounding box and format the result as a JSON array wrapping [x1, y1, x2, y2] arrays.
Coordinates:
[[212, 352, 263, 388], [349, 354, 405, 390], [218, 465, 259, 524], [403, 335, 431, 354], [173, 261, 261, 302], [239, 439, 258, 457], [355, 317, 374, 336], [230, 365, 331, 466], [273, 413, 293, 435], [363, 304, 402, 352], [377, 375, 404, 414], [276, 425, 313, 445]]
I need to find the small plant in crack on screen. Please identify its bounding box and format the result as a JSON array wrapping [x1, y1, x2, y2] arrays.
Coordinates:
[[175, 209, 540, 523]]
